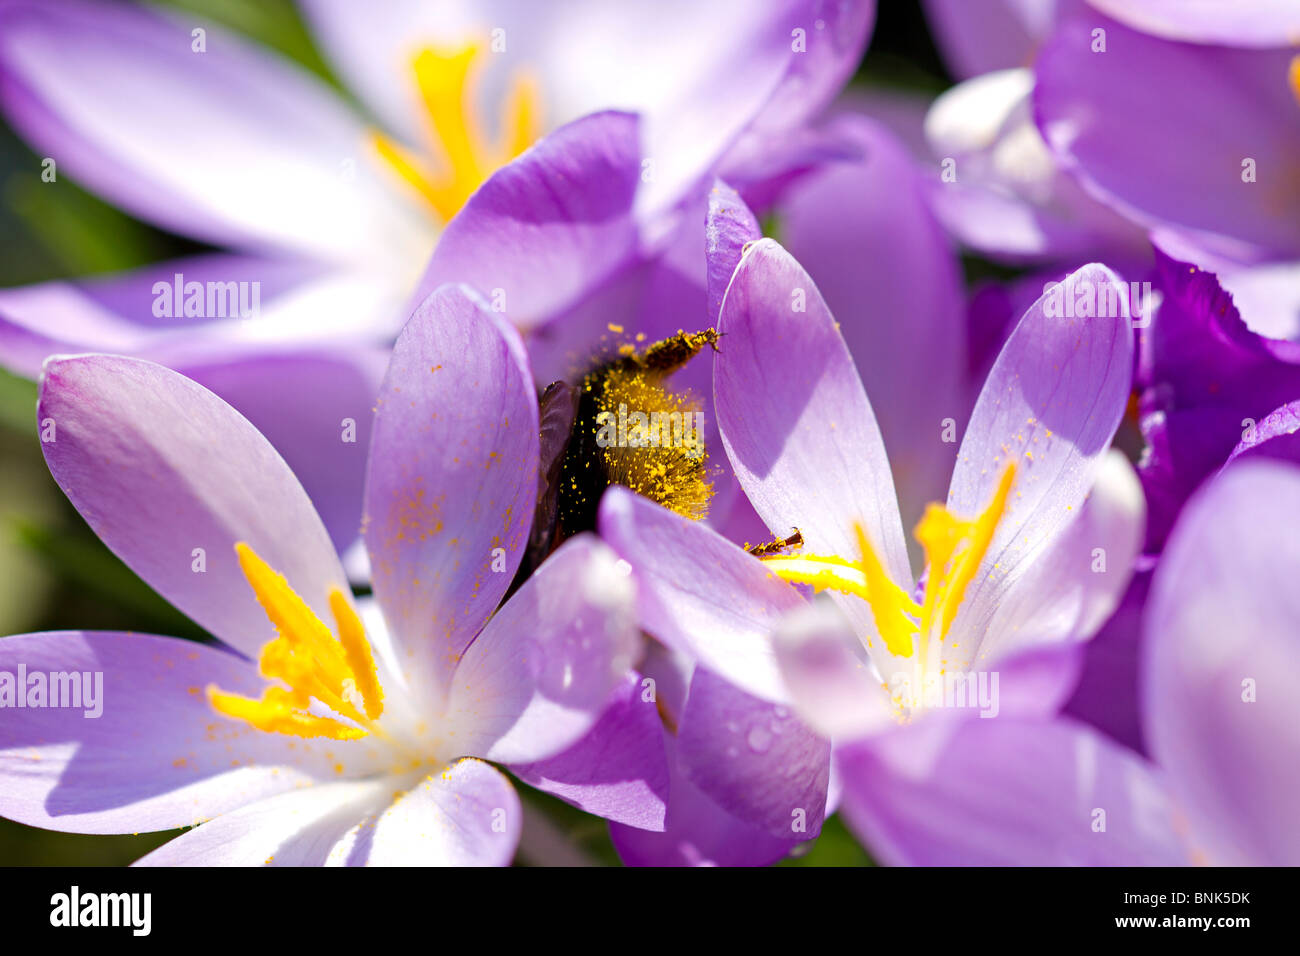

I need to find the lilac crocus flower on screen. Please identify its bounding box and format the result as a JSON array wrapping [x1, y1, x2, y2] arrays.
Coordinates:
[[0, 284, 643, 865], [599, 242, 1143, 861], [0, 0, 873, 548], [834, 459, 1300, 866], [0, 0, 872, 356], [719, 241, 1141, 729]]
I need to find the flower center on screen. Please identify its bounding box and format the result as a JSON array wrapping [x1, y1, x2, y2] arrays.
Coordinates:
[[761, 463, 1017, 668], [1291, 55, 1300, 109], [371, 44, 541, 222], [207, 543, 386, 741]]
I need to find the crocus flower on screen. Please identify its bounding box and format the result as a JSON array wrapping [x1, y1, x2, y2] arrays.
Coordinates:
[[563, 137, 967, 862], [833, 459, 1300, 865], [599, 243, 1143, 861], [0, 0, 872, 354], [721, 242, 1139, 720], [0, 0, 874, 549], [0, 284, 643, 865]]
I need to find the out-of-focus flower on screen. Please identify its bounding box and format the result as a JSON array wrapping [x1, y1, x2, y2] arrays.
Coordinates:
[[922, 66, 1148, 266], [0, 0, 864, 344], [921, 0, 1087, 80], [835, 460, 1300, 865], [1036, 11, 1300, 267], [0, 285, 645, 865]]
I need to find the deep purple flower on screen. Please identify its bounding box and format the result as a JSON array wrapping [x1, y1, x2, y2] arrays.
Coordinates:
[[0, 284, 647, 865], [1137, 249, 1300, 551]]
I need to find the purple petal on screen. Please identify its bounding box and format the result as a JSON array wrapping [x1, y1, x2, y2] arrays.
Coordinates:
[[511, 672, 668, 831], [1064, 567, 1152, 755], [0, 0, 427, 264], [174, 348, 385, 554], [598, 487, 803, 703], [729, 1, 876, 140], [144, 757, 523, 866], [446, 535, 637, 765], [610, 732, 798, 866], [705, 180, 761, 324], [134, 779, 392, 866], [781, 114, 967, 528], [0, 255, 331, 378], [410, 111, 643, 331], [38, 355, 348, 659], [715, 237, 918, 676], [1138, 249, 1300, 549], [1224, 400, 1300, 469], [677, 667, 830, 839], [770, 599, 893, 740], [0, 631, 381, 834], [921, 0, 1087, 79], [922, 69, 1148, 265], [714, 237, 911, 587], [1087, 0, 1300, 47], [358, 759, 521, 866], [943, 263, 1134, 662], [1144, 461, 1300, 865], [364, 284, 538, 699], [836, 715, 1188, 865], [974, 450, 1145, 663], [1036, 14, 1300, 261]]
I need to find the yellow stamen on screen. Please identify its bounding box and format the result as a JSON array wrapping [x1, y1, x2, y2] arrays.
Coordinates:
[[1290, 55, 1300, 109], [760, 463, 1017, 661], [371, 44, 542, 222], [915, 464, 1017, 642], [208, 543, 385, 741], [331, 590, 384, 721]]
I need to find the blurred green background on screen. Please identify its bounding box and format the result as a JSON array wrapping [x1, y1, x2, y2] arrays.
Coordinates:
[[0, 0, 966, 866]]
